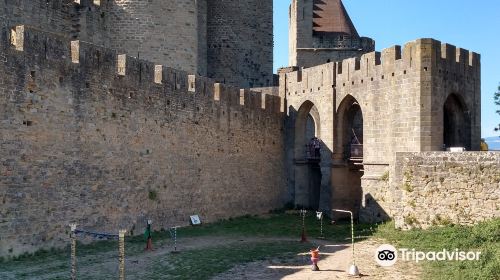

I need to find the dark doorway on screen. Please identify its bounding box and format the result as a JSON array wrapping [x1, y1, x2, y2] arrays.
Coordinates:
[[305, 113, 321, 210], [343, 102, 363, 161], [332, 95, 363, 220], [443, 94, 471, 150], [308, 162, 322, 210], [294, 101, 322, 210]]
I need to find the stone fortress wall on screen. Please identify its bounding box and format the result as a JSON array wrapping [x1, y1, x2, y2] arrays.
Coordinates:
[[0, 0, 108, 49], [282, 38, 482, 226], [391, 152, 500, 230], [0, 0, 274, 88], [334, 40, 482, 161], [0, 0, 495, 259], [0, 25, 286, 257]]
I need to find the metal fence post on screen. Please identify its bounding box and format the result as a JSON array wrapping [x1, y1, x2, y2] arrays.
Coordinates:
[[119, 230, 126, 280], [69, 224, 77, 280]]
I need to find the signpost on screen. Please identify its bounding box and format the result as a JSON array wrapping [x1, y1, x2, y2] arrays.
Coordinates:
[[316, 211, 325, 239]]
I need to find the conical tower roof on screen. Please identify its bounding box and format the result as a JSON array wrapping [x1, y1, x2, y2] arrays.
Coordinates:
[[312, 0, 359, 37]]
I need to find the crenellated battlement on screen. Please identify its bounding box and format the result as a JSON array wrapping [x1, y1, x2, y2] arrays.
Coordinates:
[[0, 21, 284, 258], [336, 39, 480, 84], [283, 36, 481, 173], [1, 0, 274, 88], [283, 62, 336, 96], [284, 38, 480, 98], [4, 25, 283, 117]]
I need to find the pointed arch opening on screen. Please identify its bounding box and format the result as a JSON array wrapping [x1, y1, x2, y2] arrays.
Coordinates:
[[295, 101, 321, 160], [443, 93, 471, 150], [336, 95, 363, 162], [293, 101, 322, 210], [332, 95, 363, 220]]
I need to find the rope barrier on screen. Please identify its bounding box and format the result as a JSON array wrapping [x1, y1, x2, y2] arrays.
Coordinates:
[[69, 224, 126, 279], [73, 229, 119, 240]]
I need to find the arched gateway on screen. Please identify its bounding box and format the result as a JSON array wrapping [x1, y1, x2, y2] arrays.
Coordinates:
[[331, 95, 364, 220], [293, 101, 322, 209]]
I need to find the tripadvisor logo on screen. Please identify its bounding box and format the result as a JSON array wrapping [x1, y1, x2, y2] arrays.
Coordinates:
[[375, 244, 481, 267], [375, 244, 398, 267]]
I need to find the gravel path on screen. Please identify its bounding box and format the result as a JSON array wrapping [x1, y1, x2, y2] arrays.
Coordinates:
[[212, 238, 421, 280]]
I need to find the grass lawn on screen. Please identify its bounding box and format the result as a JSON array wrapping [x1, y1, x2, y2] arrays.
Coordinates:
[[0, 213, 498, 279], [144, 241, 311, 280], [375, 218, 500, 280], [0, 213, 373, 279]]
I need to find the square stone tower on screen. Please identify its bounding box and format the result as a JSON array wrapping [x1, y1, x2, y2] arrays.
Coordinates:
[[289, 0, 375, 68]]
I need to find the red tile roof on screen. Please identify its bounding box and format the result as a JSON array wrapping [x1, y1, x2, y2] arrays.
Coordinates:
[[313, 0, 359, 37]]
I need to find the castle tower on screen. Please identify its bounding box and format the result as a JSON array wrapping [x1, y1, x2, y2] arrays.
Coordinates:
[[105, 0, 273, 88], [206, 0, 274, 88], [105, 0, 207, 75], [289, 0, 375, 68]]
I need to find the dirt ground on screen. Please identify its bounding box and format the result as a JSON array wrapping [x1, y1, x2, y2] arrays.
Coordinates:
[[212, 238, 421, 280], [0, 236, 421, 280], [83, 236, 421, 279]]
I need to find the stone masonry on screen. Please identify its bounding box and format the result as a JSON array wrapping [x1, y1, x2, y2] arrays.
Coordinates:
[[0, 0, 495, 258], [0, 0, 273, 88], [281, 39, 482, 221], [289, 0, 375, 68], [392, 152, 500, 229], [106, 0, 207, 76], [0, 25, 285, 257], [207, 0, 274, 88]]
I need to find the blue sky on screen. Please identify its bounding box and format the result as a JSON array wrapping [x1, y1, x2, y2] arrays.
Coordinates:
[[273, 0, 500, 138]]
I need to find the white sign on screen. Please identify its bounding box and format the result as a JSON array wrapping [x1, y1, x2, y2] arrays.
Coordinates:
[[190, 215, 201, 225], [316, 211, 323, 220], [448, 147, 466, 152]]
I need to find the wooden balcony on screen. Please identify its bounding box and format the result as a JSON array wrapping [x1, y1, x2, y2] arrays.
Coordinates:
[[350, 144, 363, 160]]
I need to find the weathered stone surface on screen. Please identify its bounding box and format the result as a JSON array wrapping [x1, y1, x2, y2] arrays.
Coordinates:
[[0, 0, 273, 88], [392, 152, 500, 229], [0, 0, 493, 258], [282, 39, 482, 223], [207, 0, 274, 88], [0, 26, 285, 257]]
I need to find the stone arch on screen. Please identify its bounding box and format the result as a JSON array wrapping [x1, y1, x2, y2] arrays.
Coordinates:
[[335, 95, 364, 160], [293, 100, 322, 209], [331, 94, 363, 220], [294, 101, 321, 160], [443, 93, 471, 150]]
